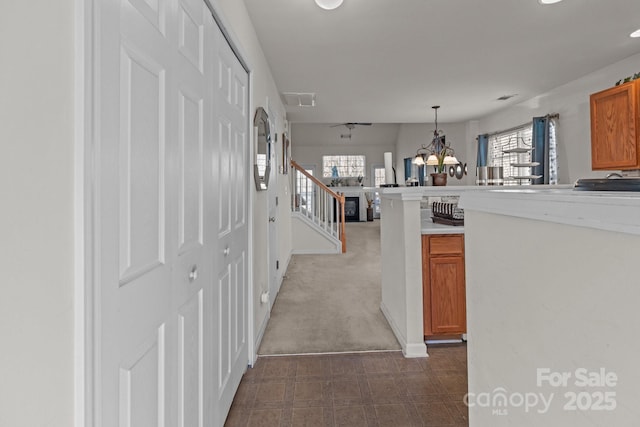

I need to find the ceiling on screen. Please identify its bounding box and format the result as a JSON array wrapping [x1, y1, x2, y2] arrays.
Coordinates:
[[242, 0, 640, 124]]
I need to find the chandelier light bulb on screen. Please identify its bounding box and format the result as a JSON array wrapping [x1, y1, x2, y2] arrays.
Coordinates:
[[426, 155, 440, 166], [443, 155, 459, 165]]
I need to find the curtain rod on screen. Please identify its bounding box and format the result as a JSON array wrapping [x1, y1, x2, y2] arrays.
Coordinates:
[[483, 113, 559, 138]]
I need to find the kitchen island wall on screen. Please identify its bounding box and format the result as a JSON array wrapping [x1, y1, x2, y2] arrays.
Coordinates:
[[460, 189, 640, 426]]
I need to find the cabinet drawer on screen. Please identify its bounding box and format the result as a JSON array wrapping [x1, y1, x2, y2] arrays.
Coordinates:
[[429, 235, 464, 255]]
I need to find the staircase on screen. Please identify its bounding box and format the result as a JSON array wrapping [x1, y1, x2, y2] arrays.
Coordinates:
[[291, 160, 346, 253]]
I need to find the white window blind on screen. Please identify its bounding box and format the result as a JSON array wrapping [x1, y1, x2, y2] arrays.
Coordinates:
[[488, 124, 533, 186], [373, 167, 386, 187], [322, 155, 366, 178]]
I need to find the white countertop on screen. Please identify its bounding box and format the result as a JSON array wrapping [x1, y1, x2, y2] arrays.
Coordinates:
[[458, 188, 640, 236], [420, 210, 464, 234], [379, 184, 571, 200]]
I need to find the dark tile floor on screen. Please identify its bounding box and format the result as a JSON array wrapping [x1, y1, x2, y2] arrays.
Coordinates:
[[225, 344, 468, 427]]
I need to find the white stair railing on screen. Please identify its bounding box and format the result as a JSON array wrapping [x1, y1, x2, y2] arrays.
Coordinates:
[[291, 160, 346, 253]]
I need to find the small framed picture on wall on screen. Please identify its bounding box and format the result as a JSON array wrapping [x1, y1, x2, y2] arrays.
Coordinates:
[[282, 133, 290, 174]]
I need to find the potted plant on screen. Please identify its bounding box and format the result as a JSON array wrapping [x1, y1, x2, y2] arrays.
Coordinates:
[[365, 193, 374, 221], [426, 145, 457, 186]]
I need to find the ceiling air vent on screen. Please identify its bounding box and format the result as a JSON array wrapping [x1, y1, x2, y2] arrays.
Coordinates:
[[282, 92, 316, 107]]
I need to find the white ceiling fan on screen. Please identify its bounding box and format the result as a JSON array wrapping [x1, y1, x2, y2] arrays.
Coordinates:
[[331, 122, 372, 139]]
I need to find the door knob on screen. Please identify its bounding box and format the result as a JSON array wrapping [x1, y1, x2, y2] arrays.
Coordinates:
[[223, 247, 230, 256], [269, 217, 276, 222], [188, 265, 198, 283]]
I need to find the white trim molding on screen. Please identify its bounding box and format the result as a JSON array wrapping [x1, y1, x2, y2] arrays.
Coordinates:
[[75, 0, 95, 424], [380, 302, 428, 358]]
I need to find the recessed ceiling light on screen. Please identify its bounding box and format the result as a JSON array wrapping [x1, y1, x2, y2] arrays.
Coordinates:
[[538, 0, 563, 4], [631, 29, 640, 38], [315, 0, 343, 10]]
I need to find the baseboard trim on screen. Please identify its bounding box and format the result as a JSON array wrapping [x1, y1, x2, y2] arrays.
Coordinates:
[[405, 342, 429, 358], [291, 248, 339, 255], [380, 302, 428, 359], [253, 312, 270, 366], [258, 349, 402, 357], [280, 252, 292, 278]]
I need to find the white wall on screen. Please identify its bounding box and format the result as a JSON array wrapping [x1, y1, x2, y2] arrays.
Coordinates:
[[291, 121, 479, 187], [214, 0, 291, 350], [291, 217, 340, 254], [465, 210, 640, 426], [0, 1, 75, 426], [291, 123, 399, 186], [395, 122, 474, 186], [473, 52, 640, 184]]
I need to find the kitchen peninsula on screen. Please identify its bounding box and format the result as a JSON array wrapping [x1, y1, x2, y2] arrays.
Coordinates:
[[460, 188, 640, 426], [379, 186, 484, 358], [380, 185, 640, 425]]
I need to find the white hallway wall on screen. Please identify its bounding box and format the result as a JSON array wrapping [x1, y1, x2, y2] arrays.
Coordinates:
[[0, 1, 75, 426], [0, 0, 288, 425]]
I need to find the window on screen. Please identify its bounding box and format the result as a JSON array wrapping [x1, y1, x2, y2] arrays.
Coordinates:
[[322, 155, 366, 178], [373, 167, 386, 187], [488, 124, 533, 186]]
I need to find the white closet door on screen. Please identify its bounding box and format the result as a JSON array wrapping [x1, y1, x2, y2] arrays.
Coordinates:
[[96, 0, 176, 425], [171, 1, 214, 426], [94, 0, 249, 425], [212, 28, 250, 425]]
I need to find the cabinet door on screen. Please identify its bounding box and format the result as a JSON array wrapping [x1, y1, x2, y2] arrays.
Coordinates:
[[429, 256, 466, 334], [590, 82, 639, 170]]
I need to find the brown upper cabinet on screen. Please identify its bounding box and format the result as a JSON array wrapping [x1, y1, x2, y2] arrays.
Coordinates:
[[590, 81, 640, 170]]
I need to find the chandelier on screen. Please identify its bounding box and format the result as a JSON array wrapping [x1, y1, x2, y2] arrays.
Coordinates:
[[413, 106, 458, 170]]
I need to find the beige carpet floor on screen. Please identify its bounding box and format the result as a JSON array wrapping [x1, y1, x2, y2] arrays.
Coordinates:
[[258, 220, 401, 355]]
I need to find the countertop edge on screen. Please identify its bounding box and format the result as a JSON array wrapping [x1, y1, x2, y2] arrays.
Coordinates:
[[458, 189, 640, 236]]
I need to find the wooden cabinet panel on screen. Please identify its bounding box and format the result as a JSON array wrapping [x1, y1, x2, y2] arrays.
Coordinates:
[[429, 234, 463, 255], [590, 82, 640, 170], [430, 256, 466, 334], [422, 234, 466, 337]]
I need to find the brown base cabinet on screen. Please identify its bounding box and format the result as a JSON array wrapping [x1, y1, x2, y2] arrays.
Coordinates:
[[422, 234, 466, 337]]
